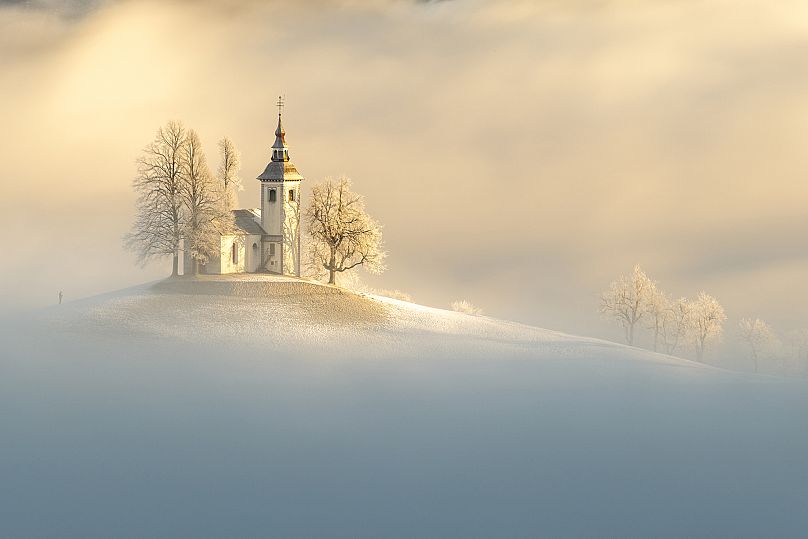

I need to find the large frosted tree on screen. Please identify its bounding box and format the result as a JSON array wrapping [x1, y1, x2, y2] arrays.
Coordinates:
[[305, 176, 386, 285], [600, 265, 657, 346], [181, 129, 233, 275], [124, 121, 187, 276]]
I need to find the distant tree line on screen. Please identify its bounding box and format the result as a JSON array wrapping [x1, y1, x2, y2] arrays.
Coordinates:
[[737, 321, 808, 376], [600, 265, 725, 360], [600, 266, 808, 376]]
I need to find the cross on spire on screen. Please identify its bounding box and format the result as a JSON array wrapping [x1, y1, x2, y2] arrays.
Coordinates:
[[271, 95, 289, 162]]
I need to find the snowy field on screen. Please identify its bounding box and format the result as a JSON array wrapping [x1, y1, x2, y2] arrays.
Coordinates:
[[2, 276, 808, 538]]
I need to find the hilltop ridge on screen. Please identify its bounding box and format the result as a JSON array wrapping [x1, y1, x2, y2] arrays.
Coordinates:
[[43, 274, 703, 368]]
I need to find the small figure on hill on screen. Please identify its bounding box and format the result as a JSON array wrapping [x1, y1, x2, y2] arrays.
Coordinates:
[[58, 290, 63, 305]]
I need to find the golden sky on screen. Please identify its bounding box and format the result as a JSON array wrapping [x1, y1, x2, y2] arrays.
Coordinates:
[[1, 0, 807, 339]]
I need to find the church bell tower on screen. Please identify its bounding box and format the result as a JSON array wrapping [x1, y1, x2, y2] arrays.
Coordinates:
[[257, 97, 304, 276]]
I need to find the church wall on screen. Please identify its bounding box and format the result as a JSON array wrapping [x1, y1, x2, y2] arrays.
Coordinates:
[[259, 181, 301, 276], [219, 234, 246, 274], [262, 239, 282, 273], [182, 235, 265, 275], [282, 181, 302, 276], [261, 184, 282, 236], [244, 234, 262, 273]]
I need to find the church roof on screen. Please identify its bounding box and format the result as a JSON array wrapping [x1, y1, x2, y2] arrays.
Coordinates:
[[232, 209, 266, 235], [257, 161, 305, 182], [257, 101, 304, 183], [272, 114, 287, 150]]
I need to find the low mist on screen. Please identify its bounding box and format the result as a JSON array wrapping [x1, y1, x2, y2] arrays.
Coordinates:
[[3, 294, 808, 536]]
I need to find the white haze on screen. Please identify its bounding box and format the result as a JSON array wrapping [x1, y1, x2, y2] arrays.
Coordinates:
[[2, 0, 808, 344]]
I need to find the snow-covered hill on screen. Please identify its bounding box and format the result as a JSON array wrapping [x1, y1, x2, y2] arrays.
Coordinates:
[[47, 274, 700, 366], [3, 275, 808, 538]]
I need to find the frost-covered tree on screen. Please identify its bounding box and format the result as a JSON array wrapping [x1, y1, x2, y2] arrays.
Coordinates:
[[660, 297, 692, 355], [689, 292, 726, 361], [217, 137, 241, 211], [451, 300, 483, 316], [785, 329, 808, 376], [181, 129, 233, 275], [600, 265, 656, 345], [124, 121, 187, 276], [645, 288, 672, 352], [305, 176, 386, 285], [738, 318, 779, 373]]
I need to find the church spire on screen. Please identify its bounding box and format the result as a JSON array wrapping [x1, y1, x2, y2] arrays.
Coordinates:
[[257, 95, 304, 183], [271, 96, 289, 163]]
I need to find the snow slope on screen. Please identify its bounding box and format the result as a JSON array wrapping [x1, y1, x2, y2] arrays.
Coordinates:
[[3, 275, 808, 538], [47, 275, 699, 366]]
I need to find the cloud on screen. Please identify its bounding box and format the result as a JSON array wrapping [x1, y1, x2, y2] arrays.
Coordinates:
[[0, 0, 106, 17], [1, 0, 808, 340]]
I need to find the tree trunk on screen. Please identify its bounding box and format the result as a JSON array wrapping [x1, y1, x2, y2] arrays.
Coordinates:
[[192, 259, 200, 276], [328, 247, 337, 285], [627, 323, 635, 346], [172, 224, 180, 277]]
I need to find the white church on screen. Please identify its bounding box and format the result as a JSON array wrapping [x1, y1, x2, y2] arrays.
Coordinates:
[[185, 104, 303, 276]]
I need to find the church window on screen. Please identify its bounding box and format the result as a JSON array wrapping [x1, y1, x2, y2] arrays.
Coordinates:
[[269, 189, 277, 202], [232, 243, 238, 264], [270, 244, 276, 256], [252, 243, 258, 252], [289, 189, 296, 202]]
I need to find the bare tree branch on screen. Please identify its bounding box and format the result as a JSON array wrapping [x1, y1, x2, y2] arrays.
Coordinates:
[[123, 120, 187, 276], [304, 176, 386, 285]]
